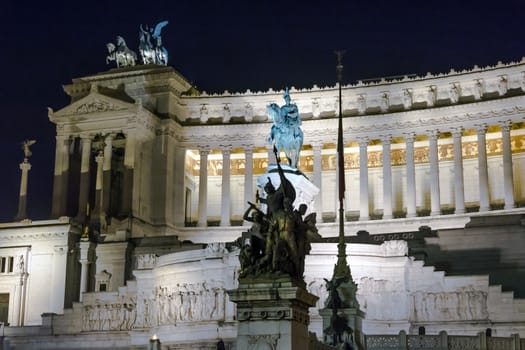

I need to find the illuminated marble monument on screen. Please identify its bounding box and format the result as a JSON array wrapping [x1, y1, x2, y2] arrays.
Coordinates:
[[1, 50, 525, 348]]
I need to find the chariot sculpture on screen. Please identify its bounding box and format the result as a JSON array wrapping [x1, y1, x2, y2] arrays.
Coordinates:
[[106, 20, 169, 68]]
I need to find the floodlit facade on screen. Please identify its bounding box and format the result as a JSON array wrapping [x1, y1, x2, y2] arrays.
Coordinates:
[[1, 59, 525, 348]]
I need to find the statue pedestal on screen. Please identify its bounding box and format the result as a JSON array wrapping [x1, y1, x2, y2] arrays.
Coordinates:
[[228, 276, 318, 350], [319, 307, 364, 348]]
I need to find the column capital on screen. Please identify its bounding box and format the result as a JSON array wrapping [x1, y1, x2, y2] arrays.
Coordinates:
[[19, 162, 32, 171], [95, 154, 104, 164], [220, 145, 233, 155], [427, 129, 440, 140], [404, 132, 416, 144], [358, 137, 369, 148], [311, 141, 324, 150], [104, 133, 115, 143], [475, 123, 488, 135], [499, 120, 512, 132], [79, 134, 93, 142], [380, 134, 392, 145], [451, 127, 464, 138], [241, 144, 255, 153], [198, 146, 211, 156]]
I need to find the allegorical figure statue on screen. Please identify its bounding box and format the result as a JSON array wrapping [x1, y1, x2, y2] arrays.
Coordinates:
[[22, 139, 36, 160], [139, 21, 169, 65], [106, 36, 137, 68], [238, 147, 316, 279], [267, 87, 304, 169]]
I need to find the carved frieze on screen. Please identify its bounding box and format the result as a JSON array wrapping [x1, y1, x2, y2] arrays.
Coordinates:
[[76, 99, 126, 114], [135, 282, 226, 328], [82, 295, 137, 332], [411, 289, 488, 322]]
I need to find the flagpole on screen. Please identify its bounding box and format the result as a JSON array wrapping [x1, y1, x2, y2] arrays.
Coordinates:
[[334, 50, 350, 278]]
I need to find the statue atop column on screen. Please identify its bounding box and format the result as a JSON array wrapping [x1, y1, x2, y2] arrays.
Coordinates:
[[267, 87, 303, 169], [22, 140, 36, 161]]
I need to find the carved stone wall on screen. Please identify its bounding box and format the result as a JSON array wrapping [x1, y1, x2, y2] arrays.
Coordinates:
[[135, 282, 226, 327]]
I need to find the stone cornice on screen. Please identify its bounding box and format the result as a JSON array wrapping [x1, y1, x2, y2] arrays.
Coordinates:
[[176, 96, 525, 147], [180, 60, 525, 123]]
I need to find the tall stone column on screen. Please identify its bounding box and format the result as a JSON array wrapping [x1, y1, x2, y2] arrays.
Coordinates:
[[121, 131, 136, 217], [428, 130, 441, 216], [78, 239, 95, 302], [405, 132, 417, 217], [51, 135, 70, 218], [102, 134, 114, 217], [312, 143, 323, 222], [17, 270, 28, 326], [267, 144, 276, 165], [452, 128, 465, 214], [358, 137, 369, 221], [381, 135, 393, 219], [15, 161, 31, 221], [197, 147, 210, 227], [243, 146, 254, 210], [220, 146, 232, 227], [92, 150, 104, 219], [500, 120, 515, 209], [77, 136, 92, 220], [476, 124, 490, 212], [173, 146, 187, 226]]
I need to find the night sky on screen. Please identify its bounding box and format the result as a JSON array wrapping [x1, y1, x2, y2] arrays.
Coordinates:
[[0, 0, 523, 222]]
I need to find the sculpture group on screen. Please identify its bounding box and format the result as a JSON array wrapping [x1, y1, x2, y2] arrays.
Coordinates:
[[238, 147, 318, 279], [106, 21, 169, 68]]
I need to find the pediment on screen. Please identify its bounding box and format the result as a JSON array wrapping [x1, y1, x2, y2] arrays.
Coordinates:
[[51, 91, 135, 118]]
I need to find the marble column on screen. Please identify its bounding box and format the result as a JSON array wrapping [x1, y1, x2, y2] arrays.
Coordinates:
[[243, 146, 254, 209], [381, 135, 393, 219], [476, 124, 490, 212], [358, 137, 369, 221], [78, 240, 94, 302], [197, 147, 210, 227], [428, 130, 441, 216], [312, 143, 323, 223], [173, 146, 187, 226], [452, 128, 465, 214], [267, 144, 276, 165], [15, 160, 31, 221], [51, 136, 70, 218], [102, 134, 114, 217], [17, 272, 28, 326], [121, 131, 135, 217], [405, 132, 417, 217], [220, 146, 232, 226], [92, 150, 104, 219], [500, 120, 515, 209], [77, 136, 92, 220]]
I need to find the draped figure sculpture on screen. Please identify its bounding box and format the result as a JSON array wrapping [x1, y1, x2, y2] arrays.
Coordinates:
[[267, 87, 303, 169]]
